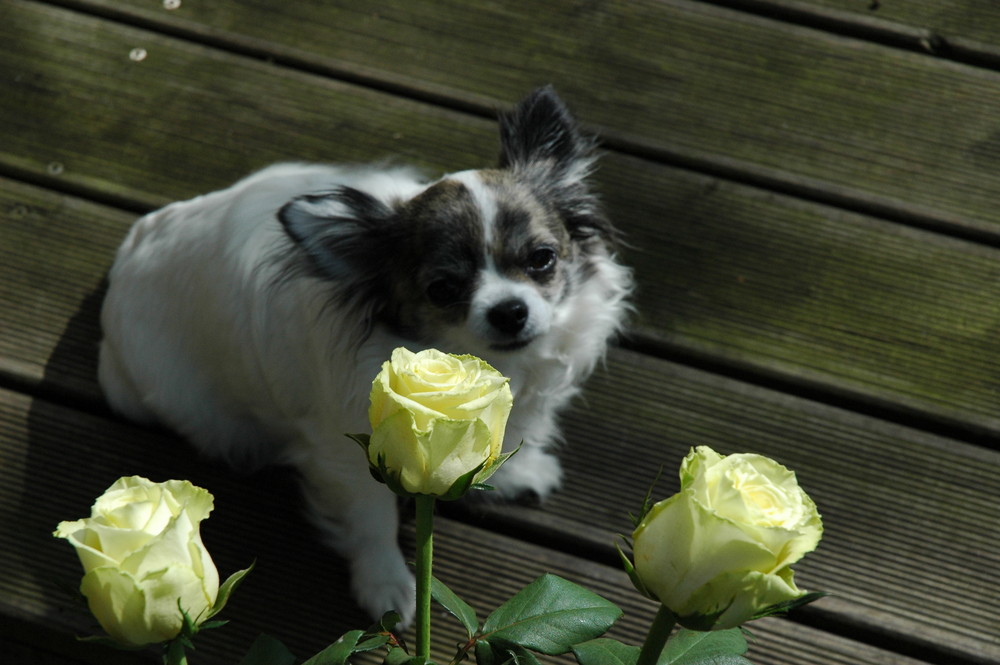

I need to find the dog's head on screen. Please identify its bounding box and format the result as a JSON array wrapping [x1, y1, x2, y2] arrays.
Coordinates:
[[279, 86, 623, 354]]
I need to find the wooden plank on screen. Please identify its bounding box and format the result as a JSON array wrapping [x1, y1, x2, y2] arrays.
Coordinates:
[[609, 152, 1000, 441], [465, 348, 1000, 663], [5, 106, 1000, 443], [0, 175, 995, 660], [0, 387, 934, 665], [44, 0, 1000, 238], [0, 0, 498, 207], [5, 2, 1000, 437], [711, 0, 1000, 62]]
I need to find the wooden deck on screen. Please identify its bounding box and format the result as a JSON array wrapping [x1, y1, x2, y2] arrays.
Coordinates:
[[2, 1, 999, 663]]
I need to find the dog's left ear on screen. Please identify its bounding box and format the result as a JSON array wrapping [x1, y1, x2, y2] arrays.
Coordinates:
[[278, 187, 401, 317], [499, 86, 615, 242], [278, 187, 395, 280]]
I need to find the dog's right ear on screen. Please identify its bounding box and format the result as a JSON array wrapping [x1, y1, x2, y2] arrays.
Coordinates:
[[278, 186, 395, 282], [498, 85, 596, 180]]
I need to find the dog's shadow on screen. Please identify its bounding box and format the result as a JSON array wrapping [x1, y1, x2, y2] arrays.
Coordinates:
[[18, 278, 370, 663]]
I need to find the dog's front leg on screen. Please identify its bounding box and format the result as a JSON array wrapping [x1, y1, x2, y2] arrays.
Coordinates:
[[296, 443, 416, 626]]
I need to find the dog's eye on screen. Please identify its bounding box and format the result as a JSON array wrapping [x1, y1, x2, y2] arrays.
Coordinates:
[[427, 279, 463, 307], [526, 247, 557, 276]]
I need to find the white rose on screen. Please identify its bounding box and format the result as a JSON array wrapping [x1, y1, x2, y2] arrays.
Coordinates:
[[631, 446, 822, 630], [366, 347, 513, 497], [54, 476, 220, 646]]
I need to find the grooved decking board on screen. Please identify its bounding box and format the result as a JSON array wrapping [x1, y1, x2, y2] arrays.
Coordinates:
[[745, 0, 1000, 56], [0, 388, 932, 665], [1, 173, 996, 659], [505, 348, 1000, 662], [42, 0, 1000, 236], [4, 86, 1000, 439], [5, 2, 1000, 436]]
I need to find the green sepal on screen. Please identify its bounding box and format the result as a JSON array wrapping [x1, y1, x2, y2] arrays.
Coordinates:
[[74, 635, 147, 651], [437, 444, 519, 501], [628, 466, 665, 528], [473, 445, 520, 486], [673, 607, 730, 632], [751, 591, 828, 621], [198, 619, 229, 632], [349, 433, 520, 501], [347, 433, 371, 450], [435, 456, 493, 501], [206, 561, 255, 621], [617, 541, 655, 602]]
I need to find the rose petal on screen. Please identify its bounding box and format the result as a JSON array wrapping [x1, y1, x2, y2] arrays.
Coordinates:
[[80, 567, 172, 646]]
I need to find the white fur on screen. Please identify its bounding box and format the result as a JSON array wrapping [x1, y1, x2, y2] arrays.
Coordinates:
[[99, 159, 631, 625]]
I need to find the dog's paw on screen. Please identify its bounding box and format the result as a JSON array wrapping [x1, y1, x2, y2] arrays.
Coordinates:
[[350, 548, 416, 628], [489, 447, 563, 503]]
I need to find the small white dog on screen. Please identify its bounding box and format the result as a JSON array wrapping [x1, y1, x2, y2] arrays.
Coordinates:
[[98, 86, 632, 624]]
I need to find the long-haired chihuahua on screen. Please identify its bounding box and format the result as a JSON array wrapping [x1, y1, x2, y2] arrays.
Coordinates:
[[98, 86, 632, 624]]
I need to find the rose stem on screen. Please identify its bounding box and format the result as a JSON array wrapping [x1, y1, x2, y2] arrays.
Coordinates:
[[415, 495, 436, 664], [163, 638, 188, 665], [636, 605, 677, 665]]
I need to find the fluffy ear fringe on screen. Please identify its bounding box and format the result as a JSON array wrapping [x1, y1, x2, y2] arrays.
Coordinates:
[[500, 86, 616, 245], [276, 187, 400, 333], [498, 85, 598, 182], [278, 187, 394, 282]]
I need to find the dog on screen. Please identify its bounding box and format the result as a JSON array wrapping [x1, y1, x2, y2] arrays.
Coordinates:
[[97, 86, 632, 625]]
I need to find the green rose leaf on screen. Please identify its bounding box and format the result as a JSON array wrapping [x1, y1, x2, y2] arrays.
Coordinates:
[[662, 628, 748, 664], [431, 575, 478, 638], [301, 629, 364, 665], [482, 574, 622, 655], [383, 645, 422, 665], [571, 638, 639, 665], [238, 633, 297, 665]]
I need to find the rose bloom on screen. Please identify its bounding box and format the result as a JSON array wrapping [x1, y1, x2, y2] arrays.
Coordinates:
[[54, 476, 220, 646], [632, 446, 822, 630], [367, 347, 513, 497]]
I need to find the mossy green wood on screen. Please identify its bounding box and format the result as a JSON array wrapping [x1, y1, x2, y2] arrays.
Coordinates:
[[2, 179, 998, 658], [48, 0, 1000, 235], [4, 2, 1000, 437], [0, 0, 499, 207], [5, 148, 1000, 439], [762, 0, 1000, 54], [0, 386, 973, 664]]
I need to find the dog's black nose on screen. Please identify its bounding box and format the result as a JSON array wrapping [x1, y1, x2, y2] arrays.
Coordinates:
[[488, 299, 529, 335]]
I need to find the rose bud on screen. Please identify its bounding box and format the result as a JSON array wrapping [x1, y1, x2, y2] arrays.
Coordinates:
[[364, 347, 513, 499], [54, 476, 220, 647], [630, 446, 823, 630]]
